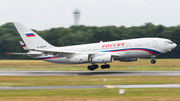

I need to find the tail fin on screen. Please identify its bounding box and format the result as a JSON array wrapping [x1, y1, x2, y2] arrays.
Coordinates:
[[13, 22, 54, 49]]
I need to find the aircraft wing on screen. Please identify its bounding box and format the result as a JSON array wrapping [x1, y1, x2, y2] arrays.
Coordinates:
[[5, 48, 124, 58], [32, 48, 123, 57], [32, 48, 94, 57], [33, 49, 79, 54]]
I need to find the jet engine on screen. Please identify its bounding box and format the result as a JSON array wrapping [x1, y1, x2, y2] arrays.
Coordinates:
[[69, 54, 91, 63], [119, 58, 139, 62], [91, 55, 113, 63]]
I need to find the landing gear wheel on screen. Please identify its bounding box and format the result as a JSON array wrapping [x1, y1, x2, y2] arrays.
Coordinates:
[[101, 65, 106, 69], [94, 65, 99, 69], [101, 64, 110, 69], [87, 64, 99, 71], [151, 59, 156, 64], [87, 66, 94, 71], [105, 64, 110, 69]]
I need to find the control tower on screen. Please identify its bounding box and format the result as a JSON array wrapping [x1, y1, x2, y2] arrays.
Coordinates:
[[74, 9, 80, 26]]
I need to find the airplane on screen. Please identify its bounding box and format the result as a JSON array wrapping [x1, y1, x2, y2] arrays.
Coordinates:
[[6, 22, 177, 70]]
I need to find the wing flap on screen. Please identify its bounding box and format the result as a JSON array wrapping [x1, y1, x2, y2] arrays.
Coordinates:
[[33, 49, 80, 54]]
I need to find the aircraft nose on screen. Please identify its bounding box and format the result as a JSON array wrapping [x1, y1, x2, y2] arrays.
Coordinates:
[[174, 43, 177, 48], [171, 43, 177, 50], [168, 43, 177, 52]]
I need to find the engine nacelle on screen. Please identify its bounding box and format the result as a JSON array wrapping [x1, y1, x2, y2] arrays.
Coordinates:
[[119, 58, 139, 62], [69, 54, 90, 63], [91, 55, 113, 63]]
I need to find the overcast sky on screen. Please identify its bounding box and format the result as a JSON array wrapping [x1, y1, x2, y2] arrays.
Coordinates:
[[1, 0, 180, 30]]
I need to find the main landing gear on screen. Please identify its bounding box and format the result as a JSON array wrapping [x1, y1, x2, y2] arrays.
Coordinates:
[[87, 64, 98, 71], [87, 63, 110, 71], [101, 64, 110, 69]]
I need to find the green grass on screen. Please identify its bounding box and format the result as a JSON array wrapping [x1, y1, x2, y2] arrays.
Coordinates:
[[0, 59, 180, 71], [0, 66, 180, 71], [0, 60, 179, 100], [0, 76, 180, 87], [0, 88, 180, 97]]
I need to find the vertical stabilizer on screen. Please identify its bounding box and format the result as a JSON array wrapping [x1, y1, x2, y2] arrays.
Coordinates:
[[13, 22, 54, 49]]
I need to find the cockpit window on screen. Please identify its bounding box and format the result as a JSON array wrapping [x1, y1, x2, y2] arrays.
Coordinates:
[[169, 41, 173, 44], [165, 41, 173, 44]]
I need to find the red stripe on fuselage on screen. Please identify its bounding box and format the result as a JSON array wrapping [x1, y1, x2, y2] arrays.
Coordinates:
[[38, 57, 59, 60], [109, 49, 157, 55]]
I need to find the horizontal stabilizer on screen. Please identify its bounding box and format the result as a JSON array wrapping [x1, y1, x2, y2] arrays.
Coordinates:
[[5, 53, 42, 55]]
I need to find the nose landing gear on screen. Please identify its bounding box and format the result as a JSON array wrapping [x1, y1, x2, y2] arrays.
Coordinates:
[[151, 59, 156, 64], [151, 55, 156, 64]]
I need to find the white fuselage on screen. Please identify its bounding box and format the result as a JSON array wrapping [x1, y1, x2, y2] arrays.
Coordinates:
[[33, 38, 177, 64], [10, 22, 177, 70]]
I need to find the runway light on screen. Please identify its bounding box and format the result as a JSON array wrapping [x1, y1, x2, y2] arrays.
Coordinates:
[[119, 89, 125, 95]]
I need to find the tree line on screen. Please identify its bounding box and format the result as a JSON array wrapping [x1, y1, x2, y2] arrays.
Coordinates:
[[0, 22, 179, 59]]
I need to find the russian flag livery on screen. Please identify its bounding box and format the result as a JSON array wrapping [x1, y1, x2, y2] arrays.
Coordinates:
[[37, 56, 60, 60], [26, 33, 36, 37], [22, 45, 27, 47], [100, 48, 161, 55]]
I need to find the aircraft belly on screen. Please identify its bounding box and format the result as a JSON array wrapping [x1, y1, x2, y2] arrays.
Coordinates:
[[135, 50, 152, 57], [43, 58, 89, 64], [117, 50, 152, 59]]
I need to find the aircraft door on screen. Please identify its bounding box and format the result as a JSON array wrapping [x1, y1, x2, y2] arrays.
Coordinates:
[[126, 43, 131, 50], [152, 40, 157, 47], [126, 43, 133, 58]]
